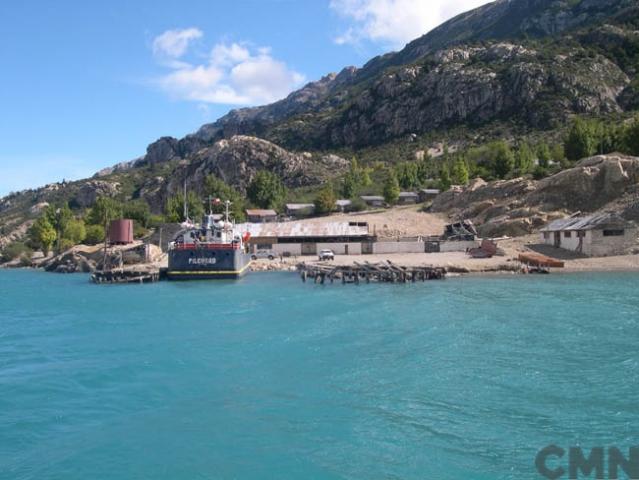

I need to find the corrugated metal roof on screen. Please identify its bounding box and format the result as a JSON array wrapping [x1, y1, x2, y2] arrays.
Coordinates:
[[285, 203, 315, 210], [361, 195, 384, 201], [245, 209, 277, 216], [236, 221, 369, 238], [541, 213, 627, 232], [335, 199, 352, 206], [420, 189, 441, 194], [399, 192, 418, 197]]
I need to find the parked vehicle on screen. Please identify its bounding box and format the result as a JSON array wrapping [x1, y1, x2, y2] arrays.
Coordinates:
[[251, 249, 276, 261], [318, 249, 335, 261]]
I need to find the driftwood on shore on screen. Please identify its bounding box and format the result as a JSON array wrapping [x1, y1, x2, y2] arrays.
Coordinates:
[[298, 261, 446, 284]]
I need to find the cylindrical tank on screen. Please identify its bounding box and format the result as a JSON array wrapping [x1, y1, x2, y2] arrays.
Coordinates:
[[108, 219, 134, 245]]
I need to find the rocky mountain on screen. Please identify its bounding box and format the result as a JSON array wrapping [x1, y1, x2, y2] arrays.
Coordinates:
[[190, 0, 639, 150]]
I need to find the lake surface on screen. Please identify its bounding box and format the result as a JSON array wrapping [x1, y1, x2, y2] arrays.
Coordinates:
[[1, 270, 638, 479]]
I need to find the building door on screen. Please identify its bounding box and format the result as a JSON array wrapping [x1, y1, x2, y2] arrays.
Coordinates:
[[554, 232, 561, 248], [345, 244, 349, 255], [301, 243, 317, 255], [362, 242, 373, 254]]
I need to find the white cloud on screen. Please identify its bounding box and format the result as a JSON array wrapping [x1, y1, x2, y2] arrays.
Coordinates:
[[150, 30, 306, 106], [330, 0, 492, 48], [152, 27, 203, 59]]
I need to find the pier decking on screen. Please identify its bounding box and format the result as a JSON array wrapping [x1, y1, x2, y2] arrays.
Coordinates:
[[298, 261, 446, 284], [91, 269, 161, 284]]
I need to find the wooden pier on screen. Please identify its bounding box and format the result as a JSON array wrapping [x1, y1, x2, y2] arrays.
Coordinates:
[[91, 268, 160, 284], [298, 261, 446, 284]]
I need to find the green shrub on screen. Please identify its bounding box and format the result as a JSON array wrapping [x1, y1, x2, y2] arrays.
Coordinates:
[[147, 214, 165, 229], [62, 218, 86, 244], [84, 225, 105, 245], [133, 222, 148, 239], [58, 238, 75, 252], [350, 198, 367, 212], [123, 199, 151, 228], [1, 242, 32, 262], [314, 185, 336, 215]]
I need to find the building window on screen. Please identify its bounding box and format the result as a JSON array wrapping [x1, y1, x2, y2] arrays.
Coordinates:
[[543, 232, 550, 240], [564, 231, 572, 238], [257, 243, 273, 250], [603, 229, 624, 237]]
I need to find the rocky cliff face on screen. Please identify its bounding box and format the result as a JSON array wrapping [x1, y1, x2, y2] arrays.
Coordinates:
[[136, 135, 348, 212]]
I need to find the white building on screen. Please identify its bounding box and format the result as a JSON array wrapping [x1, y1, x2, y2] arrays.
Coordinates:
[[540, 213, 635, 257]]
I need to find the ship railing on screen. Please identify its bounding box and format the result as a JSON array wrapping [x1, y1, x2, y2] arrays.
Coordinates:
[[170, 242, 242, 251]]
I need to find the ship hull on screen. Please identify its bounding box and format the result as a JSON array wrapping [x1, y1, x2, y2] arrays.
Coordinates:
[[167, 247, 251, 281]]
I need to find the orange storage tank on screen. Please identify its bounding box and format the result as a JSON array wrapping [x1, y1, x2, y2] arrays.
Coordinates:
[[108, 219, 134, 245]]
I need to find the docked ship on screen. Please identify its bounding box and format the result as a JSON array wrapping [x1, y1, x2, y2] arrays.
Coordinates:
[[167, 201, 252, 280]]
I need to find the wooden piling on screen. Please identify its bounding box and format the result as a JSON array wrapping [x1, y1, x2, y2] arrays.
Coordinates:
[[297, 261, 446, 285]]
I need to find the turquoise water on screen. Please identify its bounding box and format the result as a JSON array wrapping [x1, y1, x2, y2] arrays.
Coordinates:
[[1, 270, 638, 479]]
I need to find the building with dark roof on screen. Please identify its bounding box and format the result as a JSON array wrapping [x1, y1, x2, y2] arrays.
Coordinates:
[[245, 209, 278, 223], [540, 213, 635, 257], [398, 192, 419, 205]]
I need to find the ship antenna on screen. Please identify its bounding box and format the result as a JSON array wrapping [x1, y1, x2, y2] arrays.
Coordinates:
[[225, 200, 231, 224], [208, 195, 213, 215], [183, 178, 189, 222]]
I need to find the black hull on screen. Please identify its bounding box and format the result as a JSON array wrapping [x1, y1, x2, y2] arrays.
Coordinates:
[[167, 248, 251, 281]]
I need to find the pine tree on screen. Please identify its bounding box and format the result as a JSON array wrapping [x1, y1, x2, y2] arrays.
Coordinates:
[[537, 143, 551, 168], [492, 142, 515, 179], [30, 217, 57, 255], [439, 164, 452, 191], [383, 170, 400, 204], [247, 171, 286, 210], [565, 118, 597, 162], [625, 117, 639, 156], [314, 185, 336, 214], [515, 142, 535, 174], [451, 158, 469, 185]]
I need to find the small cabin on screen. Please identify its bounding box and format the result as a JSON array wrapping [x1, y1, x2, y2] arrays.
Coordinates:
[[285, 203, 316, 218], [335, 199, 352, 213], [419, 189, 441, 202], [540, 213, 635, 257], [246, 209, 278, 223], [360, 196, 385, 208], [398, 192, 419, 205]]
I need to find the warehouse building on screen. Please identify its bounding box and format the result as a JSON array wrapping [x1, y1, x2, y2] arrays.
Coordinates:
[[238, 221, 373, 256]]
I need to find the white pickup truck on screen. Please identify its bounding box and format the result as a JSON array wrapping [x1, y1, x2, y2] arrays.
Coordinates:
[[318, 249, 335, 261]]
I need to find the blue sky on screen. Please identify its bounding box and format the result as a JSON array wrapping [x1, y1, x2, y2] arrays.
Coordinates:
[[0, 0, 490, 196]]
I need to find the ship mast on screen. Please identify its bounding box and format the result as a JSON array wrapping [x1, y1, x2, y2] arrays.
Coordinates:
[[183, 178, 189, 223]]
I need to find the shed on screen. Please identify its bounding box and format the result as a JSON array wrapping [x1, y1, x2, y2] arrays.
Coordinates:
[[360, 196, 385, 207], [285, 203, 316, 218], [398, 192, 419, 205], [245, 209, 278, 223], [335, 199, 352, 212], [419, 189, 441, 202], [540, 213, 635, 257], [108, 219, 134, 245]]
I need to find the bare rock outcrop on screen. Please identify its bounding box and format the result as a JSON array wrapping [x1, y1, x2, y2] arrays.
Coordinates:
[[75, 181, 120, 208], [432, 154, 639, 237], [139, 135, 349, 212]]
